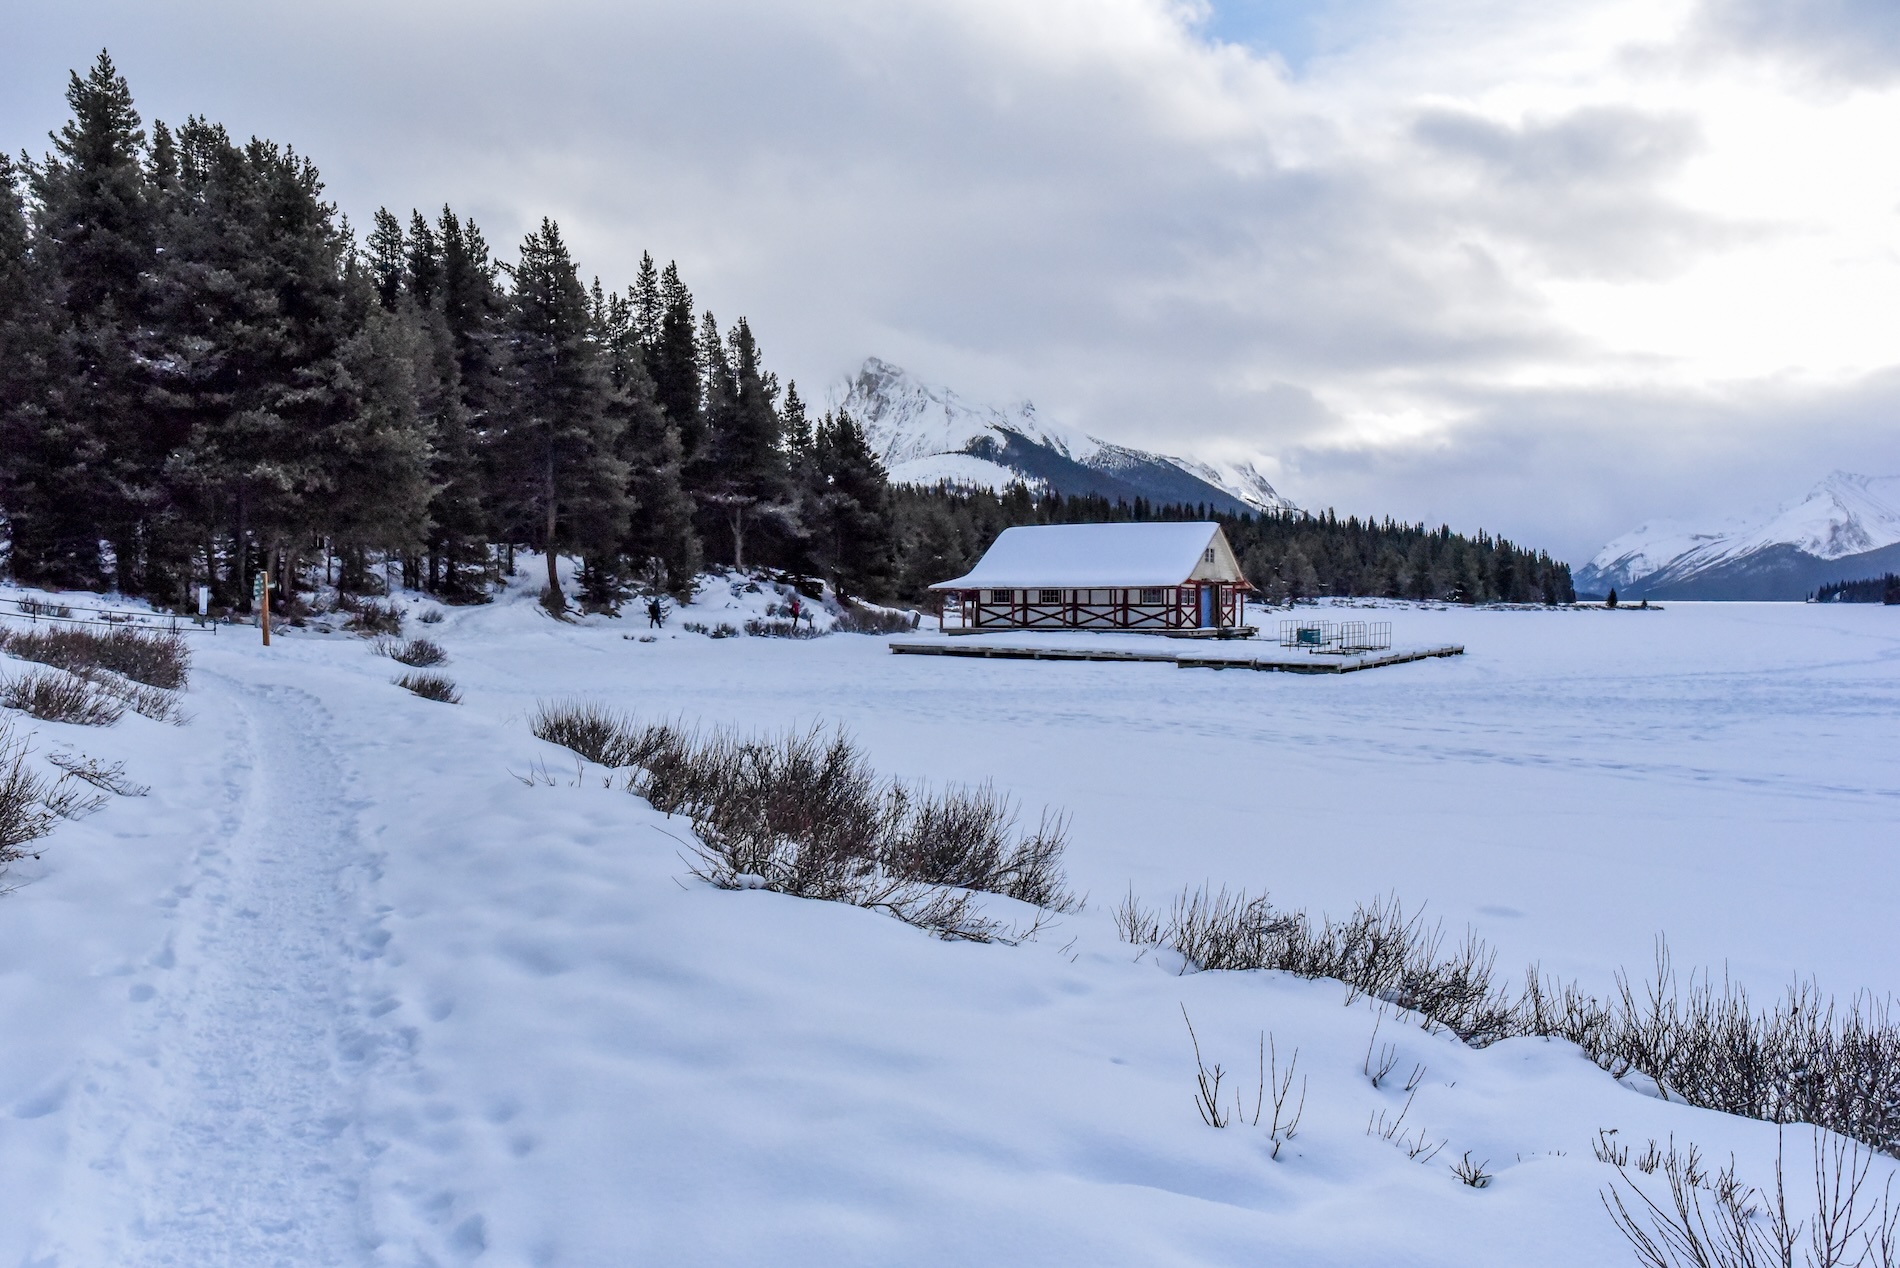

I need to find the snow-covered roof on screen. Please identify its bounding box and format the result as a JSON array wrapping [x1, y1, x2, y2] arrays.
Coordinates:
[[931, 523, 1244, 590]]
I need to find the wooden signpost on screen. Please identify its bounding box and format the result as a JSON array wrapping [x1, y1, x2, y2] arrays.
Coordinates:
[[254, 571, 271, 646]]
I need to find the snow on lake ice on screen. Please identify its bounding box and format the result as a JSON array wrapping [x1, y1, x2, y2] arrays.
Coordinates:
[[1, 571, 1895, 1265]]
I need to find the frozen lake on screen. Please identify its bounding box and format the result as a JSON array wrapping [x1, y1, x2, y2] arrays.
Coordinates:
[[451, 597, 1900, 999]]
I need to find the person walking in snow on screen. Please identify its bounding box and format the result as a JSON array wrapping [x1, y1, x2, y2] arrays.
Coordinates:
[[788, 595, 802, 626], [647, 596, 665, 628]]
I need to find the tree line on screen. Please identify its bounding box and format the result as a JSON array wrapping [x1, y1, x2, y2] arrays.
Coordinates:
[[1812, 575, 1900, 604], [2, 53, 1572, 616], [0, 53, 896, 614], [891, 486, 1575, 605]]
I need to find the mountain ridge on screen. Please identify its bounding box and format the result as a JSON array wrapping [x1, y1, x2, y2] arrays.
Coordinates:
[[831, 358, 1296, 517], [1577, 472, 1900, 600]]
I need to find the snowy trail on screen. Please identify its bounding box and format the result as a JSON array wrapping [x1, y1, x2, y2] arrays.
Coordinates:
[[37, 673, 385, 1267]]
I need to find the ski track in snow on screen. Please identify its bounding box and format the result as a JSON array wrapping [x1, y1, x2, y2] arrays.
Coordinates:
[[37, 675, 387, 1267]]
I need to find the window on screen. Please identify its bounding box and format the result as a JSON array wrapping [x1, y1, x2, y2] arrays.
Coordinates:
[[988, 589, 1013, 603], [1203, 547, 1216, 563], [1038, 588, 1063, 604], [1139, 587, 1165, 604]]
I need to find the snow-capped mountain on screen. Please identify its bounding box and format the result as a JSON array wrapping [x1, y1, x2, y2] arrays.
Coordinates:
[[832, 358, 1296, 516], [1577, 472, 1900, 600]]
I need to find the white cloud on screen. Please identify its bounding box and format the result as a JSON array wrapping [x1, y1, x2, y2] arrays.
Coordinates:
[[6, 0, 1899, 561]]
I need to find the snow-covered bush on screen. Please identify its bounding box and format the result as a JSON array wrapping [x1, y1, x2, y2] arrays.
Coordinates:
[[529, 705, 1076, 936], [743, 617, 821, 639], [1603, 1129, 1899, 1268], [1, 668, 127, 726], [374, 636, 448, 667], [1, 722, 106, 880], [0, 624, 189, 690], [343, 598, 402, 636], [394, 671, 460, 704], [832, 605, 919, 635], [1121, 886, 1900, 1163], [1119, 887, 1515, 1044]]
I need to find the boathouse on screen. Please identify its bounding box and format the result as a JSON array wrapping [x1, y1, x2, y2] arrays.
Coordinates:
[[931, 522, 1250, 632]]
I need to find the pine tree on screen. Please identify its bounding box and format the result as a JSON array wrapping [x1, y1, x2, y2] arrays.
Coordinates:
[[366, 208, 405, 310], [810, 408, 895, 599], [496, 218, 629, 608], [631, 251, 661, 349], [648, 262, 702, 462], [695, 317, 787, 569], [329, 295, 437, 571], [0, 153, 67, 588], [24, 51, 158, 590], [154, 120, 358, 608], [404, 209, 440, 307], [782, 381, 813, 465], [597, 288, 699, 597]]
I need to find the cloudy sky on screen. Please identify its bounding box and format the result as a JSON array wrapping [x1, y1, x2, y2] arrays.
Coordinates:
[[6, 0, 1899, 561]]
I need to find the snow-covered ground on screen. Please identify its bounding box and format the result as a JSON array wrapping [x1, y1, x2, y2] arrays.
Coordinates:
[[2, 572, 1896, 1265]]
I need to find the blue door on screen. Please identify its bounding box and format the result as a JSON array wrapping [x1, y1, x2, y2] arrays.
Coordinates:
[[1198, 586, 1214, 628]]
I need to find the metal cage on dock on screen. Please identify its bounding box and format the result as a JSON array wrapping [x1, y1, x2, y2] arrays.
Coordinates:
[[1278, 619, 1392, 654]]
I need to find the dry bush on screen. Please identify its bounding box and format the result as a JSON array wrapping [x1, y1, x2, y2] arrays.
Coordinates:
[[743, 617, 823, 639], [2, 724, 107, 878], [833, 605, 919, 634], [2, 668, 126, 726], [0, 624, 189, 689], [418, 608, 444, 624], [395, 671, 460, 703], [1122, 884, 1900, 1162], [345, 598, 402, 636], [530, 700, 648, 767], [1121, 886, 1515, 1044], [529, 704, 1077, 937], [375, 636, 448, 667], [1604, 1129, 1900, 1268]]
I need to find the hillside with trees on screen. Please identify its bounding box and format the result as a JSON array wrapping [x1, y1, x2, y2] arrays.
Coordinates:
[[0, 53, 1572, 615]]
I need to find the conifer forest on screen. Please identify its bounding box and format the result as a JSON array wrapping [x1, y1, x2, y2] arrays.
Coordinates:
[[0, 54, 1572, 613]]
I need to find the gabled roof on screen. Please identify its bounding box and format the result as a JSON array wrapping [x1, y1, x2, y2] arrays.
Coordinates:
[[931, 522, 1244, 590]]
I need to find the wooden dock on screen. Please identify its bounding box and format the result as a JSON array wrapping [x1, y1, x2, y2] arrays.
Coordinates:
[[888, 638, 1463, 673]]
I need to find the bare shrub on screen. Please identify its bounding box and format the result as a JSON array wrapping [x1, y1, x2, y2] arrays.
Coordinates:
[[2, 724, 107, 879], [345, 599, 402, 636], [531, 700, 647, 767], [0, 624, 190, 689], [418, 608, 445, 624], [1368, 1087, 1445, 1164], [833, 605, 919, 635], [743, 617, 822, 639], [1452, 1152, 1493, 1189], [1181, 1008, 1305, 1158], [375, 636, 448, 667], [530, 706, 1077, 938], [2, 668, 126, 726], [1125, 885, 1514, 1044], [1124, 883, 1900, 1162], [395, 671, 460, 703], [1604, 1129, 1900, 1268], [46, 751, 148, 797]]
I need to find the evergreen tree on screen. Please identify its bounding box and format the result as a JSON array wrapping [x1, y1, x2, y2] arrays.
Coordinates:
[[365, 208, 405, 310], [496, 218, 629, 608], [631, 251, 661, 349], [329, 295, 437, 572], [597, 287, 699, 597], [809, 409, 895, 599], [23, 51, 157, 590], [404, 209, 440, 307], [648, 262, 701, 461], [782, 381, 813, 466], [695, 317, 787, 569], [154, 119, 358, 608]]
